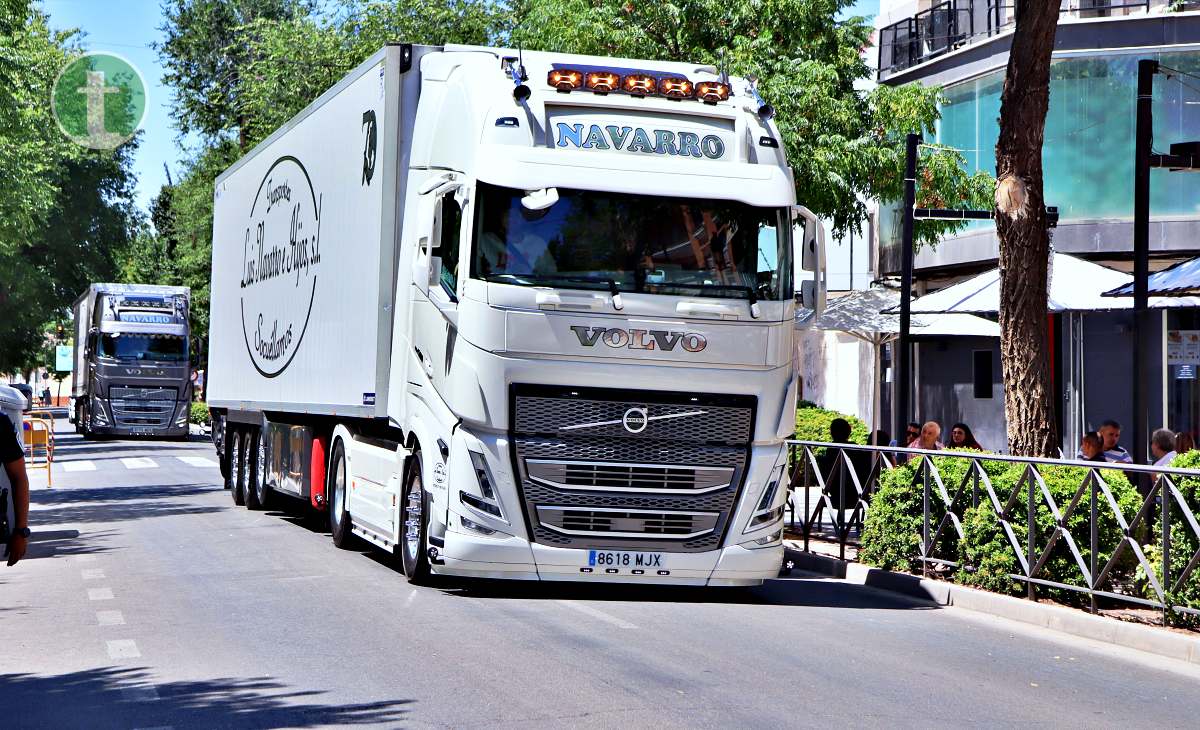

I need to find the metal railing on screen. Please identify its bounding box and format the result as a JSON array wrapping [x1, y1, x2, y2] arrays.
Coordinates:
[[879, 0, 1156, 78], [787, 441, 1200, 624]]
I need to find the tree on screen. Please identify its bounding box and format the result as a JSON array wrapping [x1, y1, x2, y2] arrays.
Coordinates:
[[512, 0, 993, 244], [157, 0, 313, 149], [993, 3, 1061, 457], [0, 1, 142, 372]]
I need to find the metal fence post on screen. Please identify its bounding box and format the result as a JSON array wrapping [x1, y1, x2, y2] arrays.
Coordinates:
[[922, 458, 931, 578], [838, 450, 848, 561], [1163, 478, 1171, 627], [802, 446, 811, 553], [1027, 465, 1037, 602], [1090, 472, 1099, 615]]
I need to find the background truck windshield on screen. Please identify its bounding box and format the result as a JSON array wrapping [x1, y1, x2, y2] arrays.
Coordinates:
[[98, 334, 187, 362], [472, 182, 791, 300]]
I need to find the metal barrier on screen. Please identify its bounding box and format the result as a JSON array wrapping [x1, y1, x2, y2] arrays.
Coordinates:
[[787, 441, 1200, 624], [22, 416, 54, 487]]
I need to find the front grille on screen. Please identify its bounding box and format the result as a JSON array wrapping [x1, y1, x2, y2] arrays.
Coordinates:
[[111, 386, 177, 400], [109, 398, 174, 427], [537, 506, 720, 539], [512, 385, 755, 553], [526, 459, 734, 494]]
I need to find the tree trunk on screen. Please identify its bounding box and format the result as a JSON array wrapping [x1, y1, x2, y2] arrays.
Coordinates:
[[995, 2, 1060, 458]]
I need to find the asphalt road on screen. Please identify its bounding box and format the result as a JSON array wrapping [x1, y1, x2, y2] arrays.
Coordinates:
[[2, 416, 1199, 729]]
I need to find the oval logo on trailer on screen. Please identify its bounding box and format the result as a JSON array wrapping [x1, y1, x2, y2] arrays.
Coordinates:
[[239, 156, 323, 378], [622, 407, 648, 434]]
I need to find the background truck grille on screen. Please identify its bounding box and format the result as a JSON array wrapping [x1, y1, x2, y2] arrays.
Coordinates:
[[511, 385, 755, 553], [109, 398, 175, 428]]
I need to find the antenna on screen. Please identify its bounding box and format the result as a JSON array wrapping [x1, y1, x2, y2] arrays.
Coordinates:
[[718, 48, 729, 85]]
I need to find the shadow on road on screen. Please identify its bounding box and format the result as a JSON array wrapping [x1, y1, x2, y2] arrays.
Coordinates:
[[29, 483, 221, 525], [0, 666, 412, 729], [22, 528, 120, 560]]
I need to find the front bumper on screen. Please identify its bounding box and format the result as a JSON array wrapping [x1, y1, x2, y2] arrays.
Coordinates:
[[436, 524, 782, 586]]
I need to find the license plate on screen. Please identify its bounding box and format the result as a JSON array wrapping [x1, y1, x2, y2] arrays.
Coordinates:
[[587, 550, 663, 569]]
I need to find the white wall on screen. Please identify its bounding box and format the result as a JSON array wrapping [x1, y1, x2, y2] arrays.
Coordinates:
[[798, 329, 878, 428]]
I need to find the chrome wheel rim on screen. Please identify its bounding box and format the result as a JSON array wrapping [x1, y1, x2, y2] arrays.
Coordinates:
[[331, 452, 345, 530], [256, 432, 266, 499], [230, 437, 240, 490], [239, 435, 251, 497], [404, 472, 422, 560]]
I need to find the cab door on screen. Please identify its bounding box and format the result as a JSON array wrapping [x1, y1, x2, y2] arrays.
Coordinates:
[[410, 183, 467, 395]]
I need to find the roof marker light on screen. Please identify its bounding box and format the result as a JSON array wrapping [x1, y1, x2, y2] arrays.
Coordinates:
[[695, 81, 731, 104], [585, 71, 620, 94], [547, 68, 583, 92], [659, 76, 693, 100], [622, 73, 656, 97]]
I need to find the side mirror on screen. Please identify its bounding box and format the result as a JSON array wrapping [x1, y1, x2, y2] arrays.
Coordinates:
[[791, 205, 826, 317]]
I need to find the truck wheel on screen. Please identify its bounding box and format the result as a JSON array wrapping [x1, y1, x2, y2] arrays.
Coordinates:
[[230, 428, 246, 506], [250, 428, 273, 511], [244, 428, 263, 510], [400, 454, 431, 583], [329, 439, 353, 549], [80, 404, 93, 440]]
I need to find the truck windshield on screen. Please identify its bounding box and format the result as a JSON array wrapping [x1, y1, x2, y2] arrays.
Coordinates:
[[471, 182, 792, 301], [98, 334, 188, 362]]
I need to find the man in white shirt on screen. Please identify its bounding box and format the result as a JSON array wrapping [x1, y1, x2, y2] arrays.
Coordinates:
[[1098, 420, 1134, 464], [1151, 428, 1177, 468]]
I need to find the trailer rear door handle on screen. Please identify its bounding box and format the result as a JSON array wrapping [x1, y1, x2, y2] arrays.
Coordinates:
[[535, 292, 605, 311], [676, 301, 740, 320]]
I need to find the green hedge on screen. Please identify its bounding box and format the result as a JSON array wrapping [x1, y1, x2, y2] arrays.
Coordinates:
[[1137, 450, 1200, 624], [860, 455, 1142, 607], [795, 405, 869, 445], [189, 401, 211, 426]]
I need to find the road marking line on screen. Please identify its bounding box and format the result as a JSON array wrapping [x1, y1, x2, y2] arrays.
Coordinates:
[[177, 456, 218, 467], [556, 600, 638, 630], [81, 568, 105, 580], [76, 554, 98, 563], [88, 587, 114, 601], [121, 687, 161, 702], [106, 639, 141, 659], [97, 610, 125, 626], [121, 457, 158, 470], [63, 460, 96, 472]]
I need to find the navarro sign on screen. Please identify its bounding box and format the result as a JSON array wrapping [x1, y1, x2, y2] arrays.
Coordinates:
[[555, 122, 727, 160]]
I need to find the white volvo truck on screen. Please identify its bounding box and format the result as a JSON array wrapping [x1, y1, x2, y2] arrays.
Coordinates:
[[207, 43, 826, 586]]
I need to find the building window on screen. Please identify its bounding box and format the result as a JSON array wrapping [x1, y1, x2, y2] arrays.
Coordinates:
[[973, 350, 993, 399]]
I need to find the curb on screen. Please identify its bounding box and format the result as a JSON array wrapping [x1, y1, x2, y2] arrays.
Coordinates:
[[785, 547, 1200, 667]]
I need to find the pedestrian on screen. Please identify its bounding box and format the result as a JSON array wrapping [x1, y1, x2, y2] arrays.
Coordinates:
[[908, 421, 943, 451], [1078, 432, 1106, 462], [949, 422, 983, 451], [816, 418, 869, 515], [891, 422, 920, 448], [871, 429, 890, 447], [1176, 431, 1195, 455], [41, 387, 50, 408], [1, 412, 30, 566], [1097, 420, 1133, 464], [1151, 428, 1177, 468]]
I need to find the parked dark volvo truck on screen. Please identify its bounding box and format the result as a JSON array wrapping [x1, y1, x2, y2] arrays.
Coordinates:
[[70, 284, 192, 439]]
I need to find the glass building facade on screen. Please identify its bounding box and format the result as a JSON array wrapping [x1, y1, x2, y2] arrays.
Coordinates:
[[880, 49, 1200, 261]]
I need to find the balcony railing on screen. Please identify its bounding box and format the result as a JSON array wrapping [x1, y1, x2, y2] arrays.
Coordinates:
[[879, 0, 1156, 79]]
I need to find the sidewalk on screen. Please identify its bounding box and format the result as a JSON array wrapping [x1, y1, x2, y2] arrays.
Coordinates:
[[784, 541, 1200, 667]]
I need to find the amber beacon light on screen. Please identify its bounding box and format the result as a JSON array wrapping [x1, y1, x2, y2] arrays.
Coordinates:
[[622, 73, 657, 96], [547, 68, 584, 92], [658, 76, 694, 99], [585, 71, 620, 93], [695, 81, 731, 104]]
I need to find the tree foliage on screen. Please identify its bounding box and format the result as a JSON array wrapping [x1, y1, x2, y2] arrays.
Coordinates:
[[512, 0, 993, 245], [0, 2, 142, 372]]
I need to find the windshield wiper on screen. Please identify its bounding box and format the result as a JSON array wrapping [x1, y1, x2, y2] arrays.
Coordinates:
[[650, 282, 761, 318], [483, 274, 624, 311]]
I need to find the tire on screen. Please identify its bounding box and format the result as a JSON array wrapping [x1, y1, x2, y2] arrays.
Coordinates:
[[230, 429, 246, 506], [329, 439, 353, 549], [399, 453, 431, 583], [249, 427, 273, 510], [221, 424, 235, 490], [245, 428, 263, 510], [80, 404, 94, 440]]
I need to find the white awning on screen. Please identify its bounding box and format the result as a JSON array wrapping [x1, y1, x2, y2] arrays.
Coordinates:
[[893, 253, 1200, 315]]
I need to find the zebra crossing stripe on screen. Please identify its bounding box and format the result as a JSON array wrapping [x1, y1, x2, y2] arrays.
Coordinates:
[[176, 456, 218, 468], [62, 460, 96, 472], [120, 457, 157, 470]]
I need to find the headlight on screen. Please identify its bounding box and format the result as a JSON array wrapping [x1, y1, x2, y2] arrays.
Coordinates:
[[461, 449, 505, 520]]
